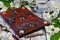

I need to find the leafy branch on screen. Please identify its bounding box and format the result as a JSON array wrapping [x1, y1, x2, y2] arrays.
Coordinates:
[[50, 11, 60, 40], [0, 0, 14, 9]]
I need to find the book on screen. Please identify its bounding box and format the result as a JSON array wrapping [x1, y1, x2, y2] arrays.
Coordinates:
[[0, 7, 49, 38]]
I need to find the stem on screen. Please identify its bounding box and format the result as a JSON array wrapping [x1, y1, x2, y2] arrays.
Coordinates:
[[42, 27, 47, 40], [0, 38, 1, 40]]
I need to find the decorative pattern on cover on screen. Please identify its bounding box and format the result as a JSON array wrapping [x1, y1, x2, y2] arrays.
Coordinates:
[[0, 7, 48, 38]]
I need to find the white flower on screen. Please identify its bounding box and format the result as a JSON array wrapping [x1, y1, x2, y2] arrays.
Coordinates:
[[51, 9, 59, 18], [6, 32, 14, 40], [59, 37, 60, 40], [0, 31, 14, 40], [6, 32, 12, 37], [0, 7, 8, 12], [14, 3, 20, 8], [0, 1, 4, 8], [58, 18, 60, 20], [0, 33, 3, 38], [1, 31, 8, 37], [45, 25, 60, 35], [52, 22, 56, 24], [10, 2, 14, 8], [25, 6, 31, 10], [45, 25, 55, 34], [54, 27, 60, 33], [35, 0, 40, 4], [59, 21, 60, 23], [51, 1, 59, 9], [43, 12, 51, 21]]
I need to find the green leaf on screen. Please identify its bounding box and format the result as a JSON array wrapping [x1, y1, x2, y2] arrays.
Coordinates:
[[52, 18, 59, 24], [50, 31, 60, 40], [53, 24, 60, 28], [3, 2, 10, 8], [1, 0, 14, 9], [1, 0, 14, 3], [57, 13, 60, 18], [21, 1, 29, 5]]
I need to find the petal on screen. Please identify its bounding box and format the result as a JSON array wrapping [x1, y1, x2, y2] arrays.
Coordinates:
[[0, 7, 8, 12], [59, 37, 60, 40], [0, 1, 4, 8], [54, 27, 60, 33]]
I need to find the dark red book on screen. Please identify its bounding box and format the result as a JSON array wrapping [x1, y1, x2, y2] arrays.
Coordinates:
[[0, 7, 49, 38]]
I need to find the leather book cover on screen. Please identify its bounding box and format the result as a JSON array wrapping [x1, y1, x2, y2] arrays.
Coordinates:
[[0, 7, 48, 38]]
